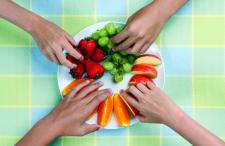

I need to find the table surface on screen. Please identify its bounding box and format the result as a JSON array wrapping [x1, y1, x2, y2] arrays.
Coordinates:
[[0, 0, 225, 146]]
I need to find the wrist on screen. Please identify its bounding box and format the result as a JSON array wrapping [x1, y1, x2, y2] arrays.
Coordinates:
[[165, 107, 189, 129], [152, 0, 177, 20], [26, 15, 45, 35]]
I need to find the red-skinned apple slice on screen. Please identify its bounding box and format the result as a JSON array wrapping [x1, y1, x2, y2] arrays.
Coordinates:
[[134, 54, 161, 66], [129, 74, 155, 85], [131, 64, 158, 78]]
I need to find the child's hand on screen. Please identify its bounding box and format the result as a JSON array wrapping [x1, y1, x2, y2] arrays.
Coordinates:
[[45, 80, 113, 136], [120, 82, 181, 124], [17, 80, 113, 146], [111, 2, 169, 54], [30, 19, 83, 69]]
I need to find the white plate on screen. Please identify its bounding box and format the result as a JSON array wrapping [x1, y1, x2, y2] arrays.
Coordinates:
[[57, 21, 165, 129]]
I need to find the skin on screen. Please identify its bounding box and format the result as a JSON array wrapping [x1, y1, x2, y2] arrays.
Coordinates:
[[120, 82, 225, 146], [111, 0, 188, 54], [16, 80, 113, 146], [0, 0, 83, 69]]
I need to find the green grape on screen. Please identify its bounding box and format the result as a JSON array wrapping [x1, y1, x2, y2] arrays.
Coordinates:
[[91, 31, 100, 40], [106, 23, 116, 36], [98, 37, 109, 47], [119, 50, 128, 56], [122, 63, 132, 72], [116, 26, 123, 34], [128, 55, 136, 64], [103, 61, 114, 71], [121, 58, 128, 64], [99, 28, 108, 37], [112, 53, 121, 63], [107, 41, 114, 50], [110, 68, 118, 75], [114, 73, 123, 82]]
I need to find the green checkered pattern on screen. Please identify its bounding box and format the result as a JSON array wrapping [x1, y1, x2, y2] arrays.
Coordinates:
[[0, 0, 224, 146]]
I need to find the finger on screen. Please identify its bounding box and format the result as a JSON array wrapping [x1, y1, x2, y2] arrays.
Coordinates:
[[136, 83, 150, 94], [136, 115, 147, 122], [111, 30, 129, 44], [128, 39, 145, 54], [86, 91, 113, 116], [81, 124, 102, 135], [55, 48, 76, 69], [146, 81, 156, 90], [120, 90, 140, 110], [76, 81, 104, 100], [81, 89, 111, 105], [65, 80, 91, 100], [127, 86, 144, 101], [114, 37, 137, 51], [46, 49, 60, 64], [64, 33, 76, 47], [140, 43, 150, 54], [62, 41, 83, 61]]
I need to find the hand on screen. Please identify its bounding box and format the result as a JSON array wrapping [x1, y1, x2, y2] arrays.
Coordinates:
[[120, 82, 181, 124], [16, 80, 113, 146], [111, 2, 168, 54], [45, 80, 112, 136], [30, 18, 83, 68]]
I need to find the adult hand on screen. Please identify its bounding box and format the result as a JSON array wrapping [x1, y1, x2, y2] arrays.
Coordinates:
[[30, 18, 83, 68]]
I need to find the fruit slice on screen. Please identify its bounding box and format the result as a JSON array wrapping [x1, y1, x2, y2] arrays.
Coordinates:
[[87, 106, 98, 120], [98, 96, 113, 127], [62, 78, 92, 96], [129, 75, 155, 85], [134, 54, 161, 66], [120, 94, 139, 116], [114, 93, 130, 127], [131, 64, 157, 78]]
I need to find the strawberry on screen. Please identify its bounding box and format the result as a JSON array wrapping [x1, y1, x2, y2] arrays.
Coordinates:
[[78, 39, 96, 59], [66, 55, 76, 64], [92, 48, 105, 62], [84, 60, 105, 79], [70, 63, 85, 79]]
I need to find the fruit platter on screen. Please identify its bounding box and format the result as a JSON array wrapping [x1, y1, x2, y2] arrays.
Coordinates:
[[58, 21, 165, 129]]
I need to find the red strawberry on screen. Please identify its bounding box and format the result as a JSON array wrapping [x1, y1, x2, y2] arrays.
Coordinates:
[[66, 55, 76, 64], [84, 60, 104, 79], [70, 63, 85, 79], [78, 39, 96, 58], [92, 48, 105, 62], [78, 39, 88, 50]]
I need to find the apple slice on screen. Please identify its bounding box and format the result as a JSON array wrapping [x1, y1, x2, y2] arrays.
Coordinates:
[[129, 74, 155, 85], [134, 54, 161, 66], [131, 64, 157, 78]]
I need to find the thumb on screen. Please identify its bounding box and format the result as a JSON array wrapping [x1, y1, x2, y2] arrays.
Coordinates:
[[82, 124, 103, 135]]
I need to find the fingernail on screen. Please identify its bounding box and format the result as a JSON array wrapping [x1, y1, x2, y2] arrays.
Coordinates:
[[108, 89, 113, 94], [98, 81, 104, 85], [72, 64, 77, 69], [85, 80, 90, 83], [79, 55, 84, 61]]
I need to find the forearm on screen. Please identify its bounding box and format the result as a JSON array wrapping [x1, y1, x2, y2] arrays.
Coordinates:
[[16, 118, 58, 146], [0, 0, 41, 34], [167, 110, 225, 146], [153, 0, 188, 19]]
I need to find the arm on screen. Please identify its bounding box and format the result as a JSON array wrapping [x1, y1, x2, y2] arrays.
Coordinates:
[[0, 0, 83, 68], [16, 80, 112, 146], [120, 82, 225, 146], [111, 0, 188, 54]]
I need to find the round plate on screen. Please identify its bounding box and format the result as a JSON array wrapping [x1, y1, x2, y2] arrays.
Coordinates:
[[57, 21, 165, 129]]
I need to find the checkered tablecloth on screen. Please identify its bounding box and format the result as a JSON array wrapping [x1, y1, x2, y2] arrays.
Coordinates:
[[0, 0, 224, 146]]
